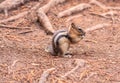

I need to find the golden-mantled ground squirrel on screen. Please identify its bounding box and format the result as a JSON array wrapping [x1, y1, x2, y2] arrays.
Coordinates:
[[46, 23, 85, 57]]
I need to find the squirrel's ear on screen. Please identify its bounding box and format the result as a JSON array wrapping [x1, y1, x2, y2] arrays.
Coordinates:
[[68, 23, 75, 33], [71, 23, 76, 29]]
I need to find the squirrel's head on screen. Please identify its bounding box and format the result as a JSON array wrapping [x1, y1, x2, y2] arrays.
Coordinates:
[[68, 23, 85, 43]]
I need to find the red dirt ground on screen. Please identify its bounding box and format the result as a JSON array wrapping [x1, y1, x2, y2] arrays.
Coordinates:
[[0, 0, 120, 83]]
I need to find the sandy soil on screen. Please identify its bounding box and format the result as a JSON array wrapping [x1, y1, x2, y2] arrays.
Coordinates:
[[0, 0, 120, 83]]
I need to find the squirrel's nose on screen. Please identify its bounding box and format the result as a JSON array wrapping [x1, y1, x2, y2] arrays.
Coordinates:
[[82, 34, 85, 38]]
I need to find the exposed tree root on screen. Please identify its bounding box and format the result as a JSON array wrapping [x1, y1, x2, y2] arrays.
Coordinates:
[[0, 0, 66, 34], [0, 0, 119, 35], [37, 0, 66, 34], [39, 68, 55, 83], [0, 0, 30, 16], [37, 10, 55, 34], [58, 3, 91, 18]]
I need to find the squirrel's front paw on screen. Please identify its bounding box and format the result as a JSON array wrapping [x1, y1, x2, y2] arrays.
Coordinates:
[[63, 53, 73, 58]]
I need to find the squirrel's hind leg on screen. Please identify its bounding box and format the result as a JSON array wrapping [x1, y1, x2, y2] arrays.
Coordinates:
[[59, 42, 72, 58]]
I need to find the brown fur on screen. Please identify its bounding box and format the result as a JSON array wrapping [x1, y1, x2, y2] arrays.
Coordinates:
[[46, 23, 85, 57]]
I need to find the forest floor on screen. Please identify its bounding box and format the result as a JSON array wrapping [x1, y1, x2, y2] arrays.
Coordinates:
[[0, 0, 120, 83]]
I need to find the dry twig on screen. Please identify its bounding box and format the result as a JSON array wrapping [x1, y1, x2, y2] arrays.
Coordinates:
[[0, 24, 31, 30], [18, 30, 34, 34], [84, 39, 97, 43], [58, 3, 91, 18], [39, 68, 55, 83], [85, 23, 110, 32], [8, 60, 19, 74], [84, 72, 97, 81], [0, 11, 28, 23]]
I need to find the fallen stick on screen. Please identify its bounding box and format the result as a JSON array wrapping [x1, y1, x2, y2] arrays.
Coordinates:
[[39, 68, 55, 83], [61, 59, 86, 78], [84, 39, 97, 43], [58, 3, 91, 18], [85, 23, 110, 32], [0, 0, 30, 16], [8, 60, 19, 74], [0, 24, 31, 30], [18, 30, 34, 34], [11, 60, 18, 67]]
